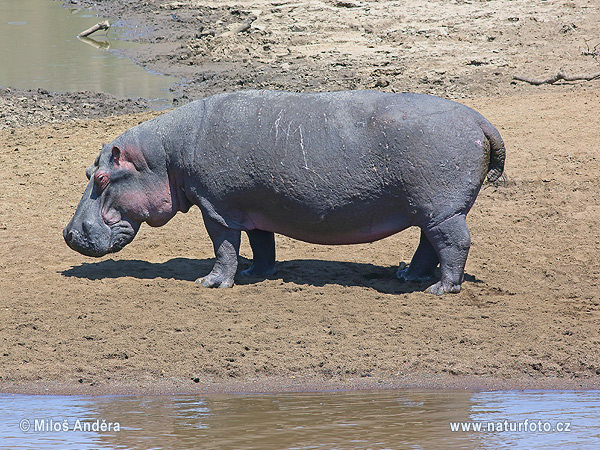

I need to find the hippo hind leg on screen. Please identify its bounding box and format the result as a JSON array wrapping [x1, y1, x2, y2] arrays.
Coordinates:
[[396, 230, 439, 283], [422, 214, 471, 295], [240, 229, 277, 278], [196, 216, 240, 288]]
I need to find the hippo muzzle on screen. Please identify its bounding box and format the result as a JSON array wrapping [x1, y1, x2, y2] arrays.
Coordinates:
[[63, 178, 139, 257], [62, 218, 137, 257]]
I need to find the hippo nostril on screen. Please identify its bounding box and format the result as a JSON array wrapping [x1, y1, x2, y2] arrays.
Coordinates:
[[63, 229, 74, 244]]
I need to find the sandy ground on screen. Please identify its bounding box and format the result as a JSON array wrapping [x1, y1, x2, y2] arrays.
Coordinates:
[[1, 0, 599, 394]]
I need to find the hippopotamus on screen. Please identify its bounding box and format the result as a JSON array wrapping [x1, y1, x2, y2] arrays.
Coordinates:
[[63, 90, 505, 295]]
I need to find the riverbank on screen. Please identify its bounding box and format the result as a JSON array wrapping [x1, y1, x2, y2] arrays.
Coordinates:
[[4, 0, 599, 126], [0, 0, 599, 395], [65, 0, 600, 102], [4, 374, 600, 396], [0, 87, 152, 129]]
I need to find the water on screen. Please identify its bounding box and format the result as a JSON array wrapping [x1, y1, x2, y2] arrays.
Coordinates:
[[0, 390, 598, 449], [0, 0, 177, 106]]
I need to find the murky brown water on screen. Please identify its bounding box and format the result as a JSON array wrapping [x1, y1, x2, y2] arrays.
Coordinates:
[[1, 390, 599, 449], [0, 0, 176, 105]]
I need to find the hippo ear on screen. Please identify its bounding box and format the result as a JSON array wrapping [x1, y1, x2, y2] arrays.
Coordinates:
[[111, 146, 122, 166], [110, 145, 147, 171]]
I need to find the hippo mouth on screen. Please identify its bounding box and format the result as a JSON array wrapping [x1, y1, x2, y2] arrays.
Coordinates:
[[63, 218, 139, 257], [107, 219, 139, 253]]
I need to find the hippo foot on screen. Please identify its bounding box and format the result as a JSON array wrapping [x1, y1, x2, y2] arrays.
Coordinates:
[[195, 274, 234, 288], [396, 266, 435, 284], [425, 280, 461, 296], [239, 264, 277, 278]]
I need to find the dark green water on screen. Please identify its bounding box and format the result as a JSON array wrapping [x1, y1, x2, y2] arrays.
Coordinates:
[[0, 0, 177, 106], [1, 390, 599, 449]]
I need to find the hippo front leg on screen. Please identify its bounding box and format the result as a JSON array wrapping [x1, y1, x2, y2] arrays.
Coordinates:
[[240, 229, 277, 278], [423, 214, 471, 295], [196, 216, 241, 288]]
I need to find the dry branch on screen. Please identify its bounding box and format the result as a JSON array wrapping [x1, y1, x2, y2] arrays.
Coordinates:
[[77, 20, 110, 38], [582, 40, 600, 57], [513, 70, 600, 85]]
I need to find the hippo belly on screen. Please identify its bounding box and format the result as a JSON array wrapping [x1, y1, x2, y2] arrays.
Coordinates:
[[245, 206, 414, 245]]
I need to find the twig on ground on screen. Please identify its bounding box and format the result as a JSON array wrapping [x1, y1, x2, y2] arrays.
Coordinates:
[[335, 0, 363, 7], [582, 40, 600, 57], [218, 16, 257, 37], [513, 70, 600, 85]]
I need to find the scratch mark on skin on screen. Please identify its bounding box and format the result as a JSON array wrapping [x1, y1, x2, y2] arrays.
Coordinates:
[[298, 124, 308, 169], [285, 122, 293, 139], [272, 109, 284, 140], [284, 121, 293, 157], [308, 166, 327, 189]]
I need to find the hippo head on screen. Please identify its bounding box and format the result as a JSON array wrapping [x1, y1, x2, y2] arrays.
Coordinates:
[[63, 140, 177, 257]]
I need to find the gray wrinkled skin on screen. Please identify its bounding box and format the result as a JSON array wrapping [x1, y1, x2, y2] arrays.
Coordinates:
[[64, 90, 505, 295]]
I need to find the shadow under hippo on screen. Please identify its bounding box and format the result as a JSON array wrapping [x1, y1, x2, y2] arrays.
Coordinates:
[[60, 257, 484, 295], [63, 90, 505, 295]]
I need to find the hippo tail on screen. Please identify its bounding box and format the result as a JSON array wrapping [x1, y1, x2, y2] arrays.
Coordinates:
[[480, 119, 505, 183]]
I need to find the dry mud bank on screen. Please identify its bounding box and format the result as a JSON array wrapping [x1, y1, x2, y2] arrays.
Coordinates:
[[68, 0, 600, 101], [5, 0, 599, 124], [0, 88, 152, 129]]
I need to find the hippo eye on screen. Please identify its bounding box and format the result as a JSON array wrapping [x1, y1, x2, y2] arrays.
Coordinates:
[[94, 170, 110, 191]]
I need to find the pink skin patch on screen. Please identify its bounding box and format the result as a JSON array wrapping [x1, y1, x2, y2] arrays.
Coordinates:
[[119, 190, 151, 220], [97, 147, 174, 228], [113, 187, 174, 227], [102, 208, 121, 226]]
